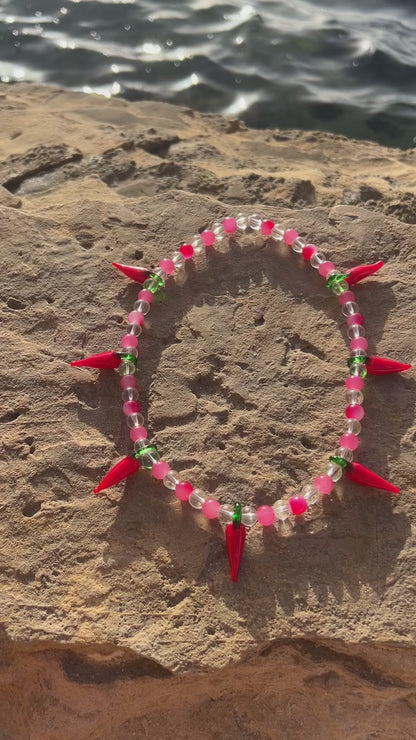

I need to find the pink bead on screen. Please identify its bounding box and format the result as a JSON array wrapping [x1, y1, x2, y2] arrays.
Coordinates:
[[138, 289, 153, 303], [302, 244, 317, 260], [350, 337, 368, 351], [347, 313, 364, 326], [256, 505, 275, 526], [130, 426, 147, 441], [260, 219, 274, 236], [339, 433, 359, 450], [345, 404, 365, 421], [179, 243, 194, 259], [345, 376, 364, 391], [339, 291, 355, 305], [121, 333, 138, 348], [283, 229, 298, 246], [222, 217, 237, 234], [152, 460, 170, 480], [201, 230, 215, 246], [159, 259, 175, 275], [120, 375, 138, 389], [175, 481, 193, 501], [122, 400, 140, 415], [202, 498, 220, 519], [318, 261, 335, 277], [314, 475, 334, 496], [128, 310, 144, 325], [288, 495, 308, 516]]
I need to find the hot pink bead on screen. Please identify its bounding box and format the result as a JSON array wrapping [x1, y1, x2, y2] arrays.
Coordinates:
[[347, 313, 364, 326], [120, 375, 138, 389], [179, 243, 194, 259], [260, 219, 274, 236], [130, 426, 147, 441], [339, 291, 355, 305], [138, 289, 153, 303], [302, 244, 317, 260], [121, 333, 138, 348], [202, 498, 220, 519], [201, 230, 215, 246], [318, 261, 335, 277], [256, 505, 275, 526], [350, 337, 368, 351], [128, 310, 144, 325], [339, 433, 359, 450], [152, 460, 170, 480], [283, 229, 298, 246], [288, 495, 308, 515], [122, 400, 140, 415], [159, 258, 175, 275], [346, 404, 365, 421], [314, 475, 334, 495], [222, 217, 237, 234], [345, 376, 364, 391], [175, 481, 193, 501]]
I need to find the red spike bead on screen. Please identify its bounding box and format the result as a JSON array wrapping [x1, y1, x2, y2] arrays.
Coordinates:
[[94, 456, 141, 494], [226, 523, 246, 582], [112, 263, 150, 283], [345, 462, 400, 494], [346, 261, 384, 286], [70, 351, 121, 369], [366, 355, 412, 375]]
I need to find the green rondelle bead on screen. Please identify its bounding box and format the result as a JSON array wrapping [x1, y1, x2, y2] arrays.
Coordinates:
[[326, 273, 348, 294], [134, 443, 158, 468], [347, 355, 368, 378], [232, 502, 242, 527], [120, 352, 138, 365], [143, 272, 164, 294], [329, 455, 349, 470]]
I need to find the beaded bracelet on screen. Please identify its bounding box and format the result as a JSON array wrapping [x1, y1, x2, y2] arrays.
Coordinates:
[[70, 213, 411, 581]]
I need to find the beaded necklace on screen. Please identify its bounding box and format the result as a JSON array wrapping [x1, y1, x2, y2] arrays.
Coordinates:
[[70, 213, 411, 581]]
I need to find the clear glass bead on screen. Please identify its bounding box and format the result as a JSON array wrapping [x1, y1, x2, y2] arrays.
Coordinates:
[[302, 484, 321, 504], [346, 390, 364, 405], [342, 301, 360, 316], [133, 438, 148, 452], [350, 348, 367, 359], [189, 488, 205, 509], [152, 267, 167, 282], [310, 252, 327, 268], [236, 213, 248, 230], [291, 237, 305, 253], [121, 345, 138, 358], [128, 412, 144, 429], [122, 387, 139, 402], [347, 324, 365, 339], [273, 501, 289, 520], [163, 471, 180, 490], [172, 251, 186, 268], [346, 419, 361, 435], [338, 446, 354, 462], [126, 322, 142, 336], [271, 224, 284, 241], [192, 235, 205, 254], [325, 463, 343, 482], [133, 299, 150, 315], [247, 214, 262, 231], [212, 222, 226, 240], [218, 503, 234, 524], [118, 360, 136, 376], [241, 505, 257, 528]]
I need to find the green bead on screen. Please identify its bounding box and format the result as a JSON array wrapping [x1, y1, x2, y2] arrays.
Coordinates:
[[329, 455, 348, 470], [143, 272, 164, 294], [347, 355, 367, 378], [120, 352, 137, 365], [134, 443, 158, 469], [232, 502, 242, 527], [326, 273, 347, 290]]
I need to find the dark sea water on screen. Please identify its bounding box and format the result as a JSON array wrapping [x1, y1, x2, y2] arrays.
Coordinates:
[[0, 0, 415, 148]]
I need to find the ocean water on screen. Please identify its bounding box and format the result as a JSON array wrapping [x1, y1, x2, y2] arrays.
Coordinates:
[[0, 0, 415, 148]]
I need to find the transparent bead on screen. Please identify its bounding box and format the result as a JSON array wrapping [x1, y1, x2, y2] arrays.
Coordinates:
[[152, 267, 167, 282], [331, 279, 349, 296], [342, 301, 360, 316], [191, 235, 205, 254], [236, 213, 248, 230], [247, 214, 262, 231], [172, 251, 186, 269], [121, 346, 138, 358], [189, 488, 205, 509], [325, 463, 343, 482], [133, 299, 150, 315], [241, 505, 257, 528], [291, 237, 305, 253], [310, 252, 327, 268], [122, 387, 139, 402], [126, 322, 142, 336], [128, 412, 144, 429], [218, 503, 234, 524], [338, 446, 354, 462], [347, 324, 365, 339], [350, 348, 367, 359], [212, 222, 226, 240], [271, 224, 284, 241], [346, 419, 361, 435], [133, 437, 150, 452], [346, 390, 364, 405], [118, 360, 136, 376], [273, 501, 289, 520], [302, 484, 321, 504], [163, 471, 180, 490]]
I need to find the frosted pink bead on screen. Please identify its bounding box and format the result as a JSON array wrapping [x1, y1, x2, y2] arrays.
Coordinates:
[[202, 498, 220, 519], [152, 460, 170, 480], [314, 475, 334, 496], [339, 291, 355, 305], [201, 230, 215, 246], [123, 400, 140, 415], [302, 244, 317, 260], [159, 258, 175, 275], [288, 495, 308, 515], [222, 217, 237, 234], [318, 261, 335, 277], [130, 426, 147, 442], [175, 481, 193, 501], [350, 337, 368, 351], [128, 310, 144, 325], [256, 505, 275, 526], [339, 433, 359, 450], [283, 229, 298, 246], [121, 333, 138, 348], [120, 375, 138, 389], [260, 219, 274, 236], [347, 313, 364, 326], [138, 289, 153, 303], [345, 376, 364, 391], [345, 404, 365, 421]]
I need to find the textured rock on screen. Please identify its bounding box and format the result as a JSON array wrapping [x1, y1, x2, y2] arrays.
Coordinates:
[[0, 83, 415, 739]]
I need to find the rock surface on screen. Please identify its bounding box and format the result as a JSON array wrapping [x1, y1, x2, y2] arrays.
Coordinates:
[[0, 82, 415, 739]]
